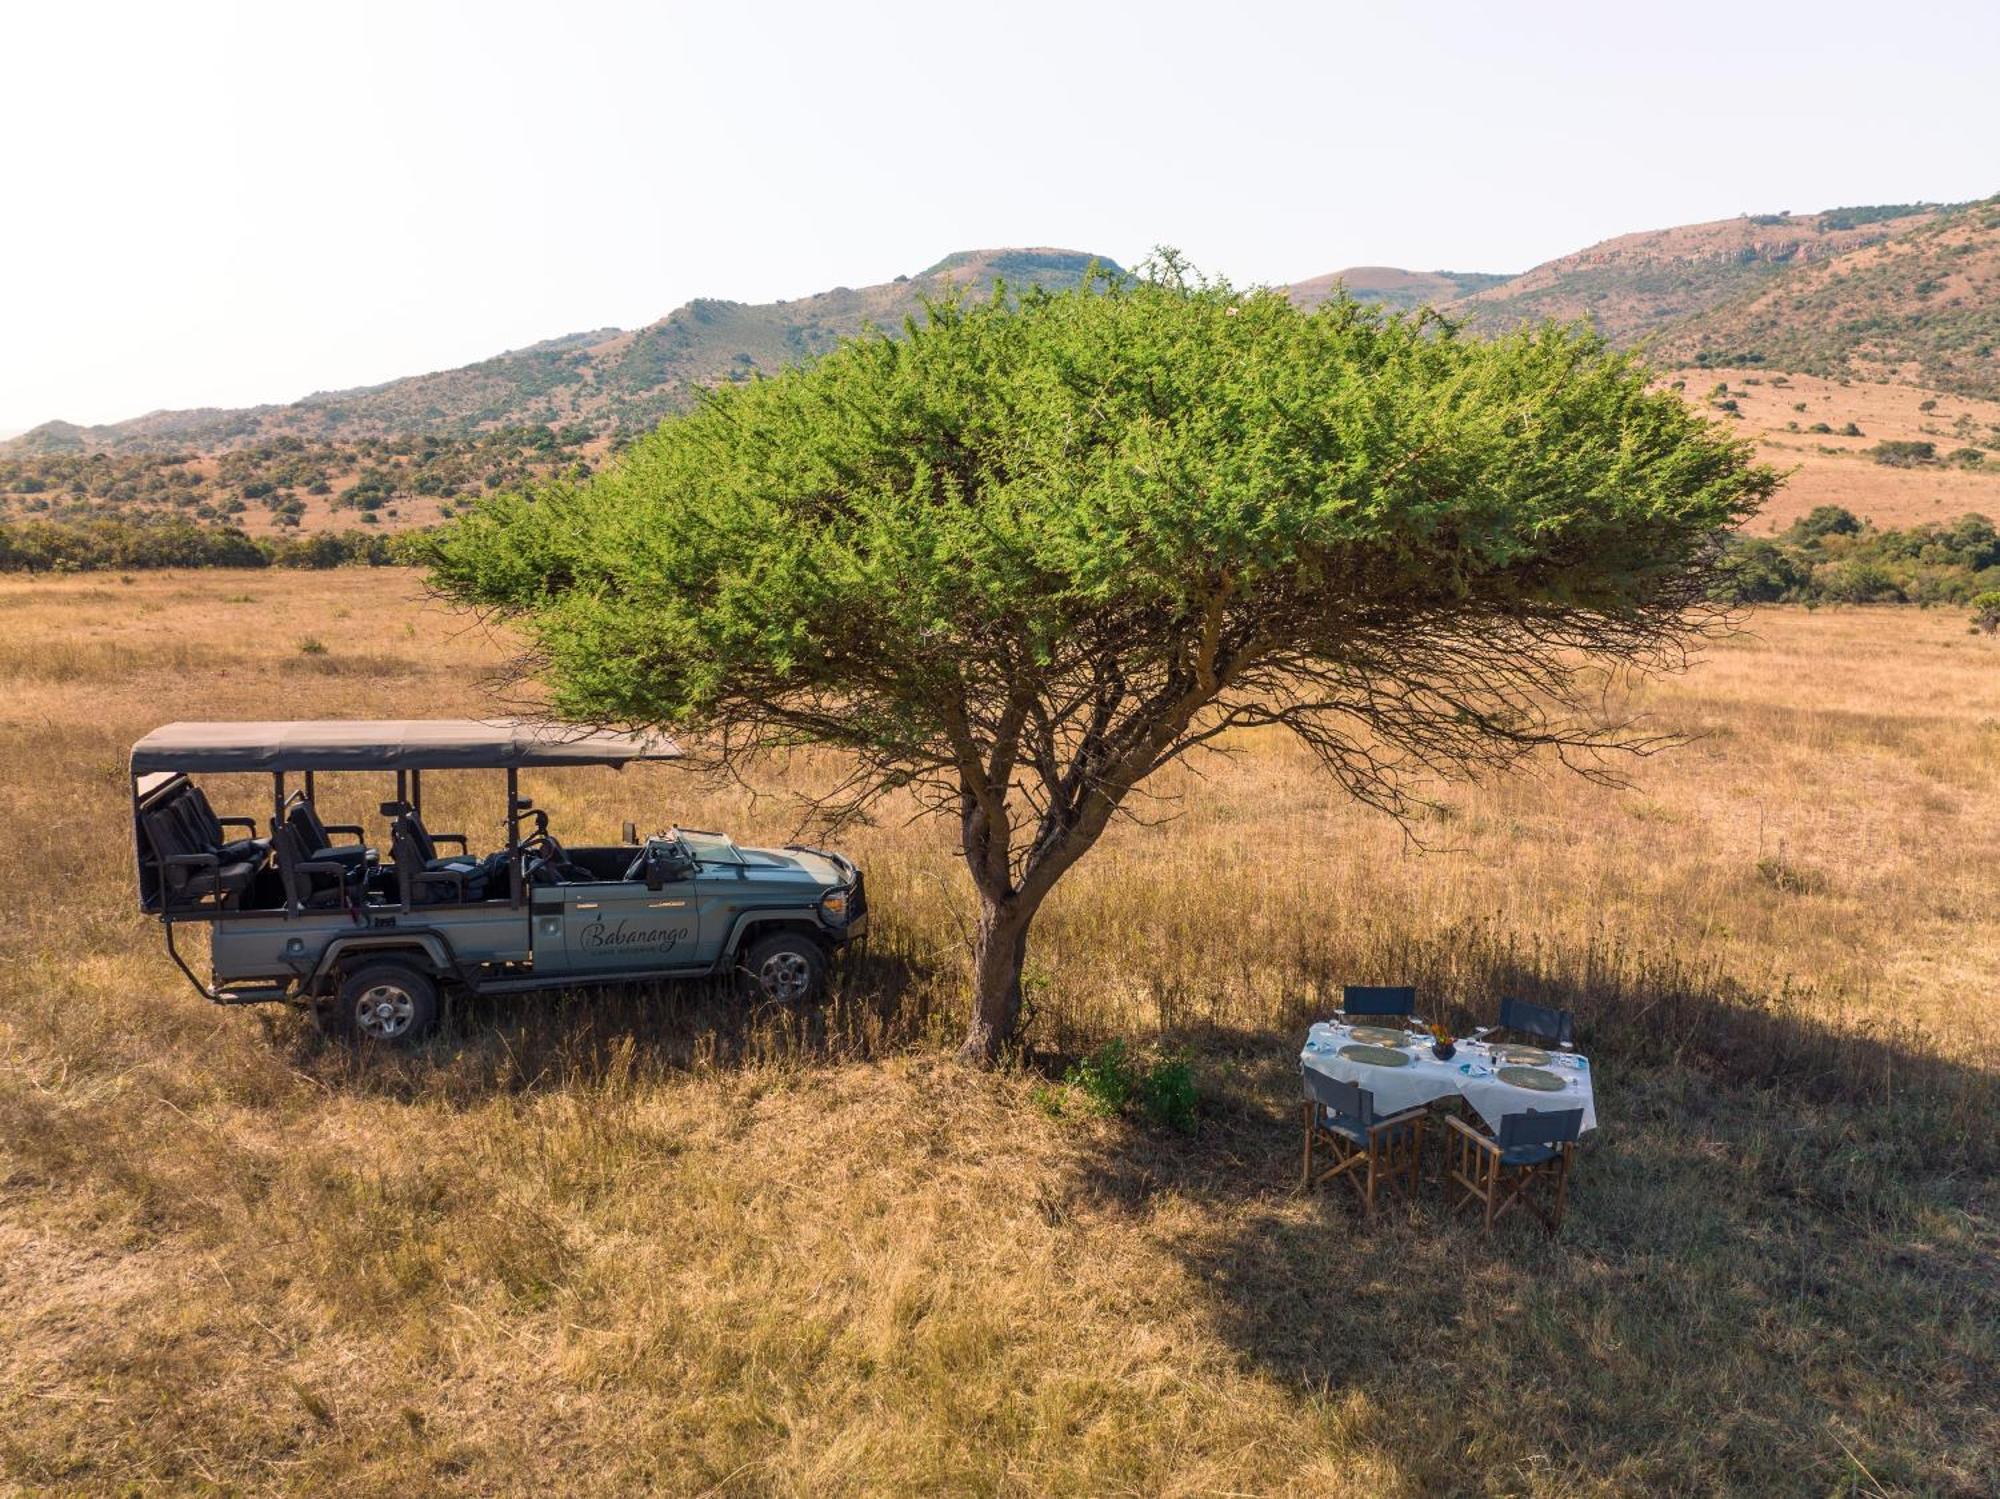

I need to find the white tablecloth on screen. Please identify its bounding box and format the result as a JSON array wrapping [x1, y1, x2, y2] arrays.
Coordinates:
[[1300, 1021, 1597, 1136]]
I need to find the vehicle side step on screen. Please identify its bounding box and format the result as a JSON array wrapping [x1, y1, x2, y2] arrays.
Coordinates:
[[471, 966, 713, 995], [209, 986, 292, 1006]]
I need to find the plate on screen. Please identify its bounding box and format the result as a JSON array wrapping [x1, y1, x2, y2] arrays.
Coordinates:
[[1495, 1045, 1552, 1065], [1496, 1065, 1565, 1092], [1347, 1025, 1410, 1046], [1339, 1044, 1412, 1068]]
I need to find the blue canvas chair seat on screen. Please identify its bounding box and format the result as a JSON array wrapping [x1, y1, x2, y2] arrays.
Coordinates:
[[1495, 996, 1574, 1049], [1340, 984, 1415, 1019], [1444, 1106, 1582, 1233], [1300, 1066, 1427, 1219]]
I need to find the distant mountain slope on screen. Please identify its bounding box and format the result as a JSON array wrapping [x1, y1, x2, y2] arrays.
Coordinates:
[[6, 249, 1117, 456], [1656, 196, 2000, 398], [1287, 266, 1511, 313], [1447, 205, 1957, 343]]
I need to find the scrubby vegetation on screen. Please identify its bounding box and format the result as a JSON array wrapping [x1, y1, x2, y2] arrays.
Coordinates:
[[0, 515, 430, 571], [0, 426, 600, 532], [1718, 506, 1999, 604]]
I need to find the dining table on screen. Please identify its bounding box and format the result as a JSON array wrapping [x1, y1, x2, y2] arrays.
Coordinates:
[[1299, 1020, 1597, 1135]]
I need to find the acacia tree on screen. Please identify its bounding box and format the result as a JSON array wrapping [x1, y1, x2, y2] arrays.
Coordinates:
[[429, 263, 1776, 1063]]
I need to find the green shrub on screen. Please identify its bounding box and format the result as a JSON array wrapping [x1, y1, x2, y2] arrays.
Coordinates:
[[1138, 1056, 1198, 1134], [1868, 439, 1938, 467], [1058, 1040, 1198, 1132], [1790, 505, 1863, 541], [1064, 1041, 1139, 1115], [1973, 591, 2000, 634]]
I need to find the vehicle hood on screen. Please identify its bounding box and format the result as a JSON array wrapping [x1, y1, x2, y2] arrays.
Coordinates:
[[681, 832, 851, 890]]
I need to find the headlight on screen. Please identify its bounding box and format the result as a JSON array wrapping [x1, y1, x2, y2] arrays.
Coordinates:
[[819, 889, 851, 922]]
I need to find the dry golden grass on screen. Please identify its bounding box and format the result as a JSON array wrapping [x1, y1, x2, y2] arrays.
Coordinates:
[[2, 570, 1996, 1496], [1669, 368, 2000, 533]]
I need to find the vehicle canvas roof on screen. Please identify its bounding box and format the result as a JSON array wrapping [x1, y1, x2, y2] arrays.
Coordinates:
[[130, 719, 681, 774]]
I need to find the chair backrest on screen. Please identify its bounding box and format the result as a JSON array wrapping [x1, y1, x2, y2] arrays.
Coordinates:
[[389, 816, 440, 906], [405, 813, 439, 864], [271, 822, 316, 910], [285, 798, 331, 851], [1301, 1065, 1376, 1129], [1342, 984, 1415, 1017], [184, 785, 227, 846], [1499, 996, 1574, 1047], [142, 806, 195, 888], [169, 796, 213, 854], [1496, 1107, 1583, 1153]]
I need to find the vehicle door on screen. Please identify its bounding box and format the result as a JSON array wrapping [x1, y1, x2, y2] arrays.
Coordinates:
[[560, 849, 706, 974]]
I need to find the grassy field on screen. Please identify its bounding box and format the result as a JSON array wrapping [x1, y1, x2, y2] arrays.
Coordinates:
[[1, 570, 1996, 1496]]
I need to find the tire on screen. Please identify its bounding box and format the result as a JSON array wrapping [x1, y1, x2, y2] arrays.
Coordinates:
[[329, 962, 440, 1045], [740, 931, 827, 1006]]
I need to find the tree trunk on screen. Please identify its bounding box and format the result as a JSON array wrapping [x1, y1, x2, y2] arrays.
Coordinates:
[[958, 895, 1033, 1064]]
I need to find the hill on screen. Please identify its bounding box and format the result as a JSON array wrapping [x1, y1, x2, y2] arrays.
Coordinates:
[[6, 249, 1118, 457], [1287, 266, 1510, 313], [1443, 203, 1957, 343], [1657, 196, 2000, 398]]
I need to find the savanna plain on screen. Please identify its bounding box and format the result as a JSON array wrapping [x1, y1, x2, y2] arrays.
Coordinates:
[[1, 569, 1995, 1496]]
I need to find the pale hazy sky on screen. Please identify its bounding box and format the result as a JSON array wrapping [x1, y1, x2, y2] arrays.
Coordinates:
[[3, 0, 1995, 434]]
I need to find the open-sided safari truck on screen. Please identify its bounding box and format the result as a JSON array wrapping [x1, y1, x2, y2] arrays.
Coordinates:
[[131, 719, 866, 1043]]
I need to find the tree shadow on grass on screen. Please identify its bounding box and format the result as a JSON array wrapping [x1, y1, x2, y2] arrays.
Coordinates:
[[1050, 982, 2000, 1495], [270, 938, 949, 1104]]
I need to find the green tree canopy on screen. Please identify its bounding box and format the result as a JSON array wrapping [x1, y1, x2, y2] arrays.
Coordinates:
[[430, 263, 1777, 1060]]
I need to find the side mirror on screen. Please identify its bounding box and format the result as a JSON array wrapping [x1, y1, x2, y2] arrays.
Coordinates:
[[622, 820, 639, 846], [379, 800, 411, 818], [644, 858, 665, 891]]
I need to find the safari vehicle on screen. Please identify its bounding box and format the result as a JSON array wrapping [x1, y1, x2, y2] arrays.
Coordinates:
[[130, 719, 866, 1043]]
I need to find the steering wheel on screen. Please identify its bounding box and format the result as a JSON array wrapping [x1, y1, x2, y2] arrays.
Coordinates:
[[520, 826, 568, 865]]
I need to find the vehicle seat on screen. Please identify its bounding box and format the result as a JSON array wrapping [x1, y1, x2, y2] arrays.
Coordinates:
[[390, 815, 488, 906], [272, 822, 363, 913], [143, 803, 258, 908], [284, 800, 375, 871], [185, 785, 268, 863], [399, 810, 470, 867]]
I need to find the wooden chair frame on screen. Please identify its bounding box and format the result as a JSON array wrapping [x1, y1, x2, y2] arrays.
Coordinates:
[[1300, 1099, 1427, 1219], [1443, 1114, 1575, 1233]]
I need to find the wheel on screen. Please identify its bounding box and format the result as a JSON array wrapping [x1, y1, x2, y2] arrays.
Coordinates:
[[740, 931, 827, 1006], [330, 962, 440, 1045]]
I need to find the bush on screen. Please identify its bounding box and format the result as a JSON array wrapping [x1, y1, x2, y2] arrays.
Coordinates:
[[1138, 1056, 1198, 1134], [1791, 505, 1863, 540], [1868, 439, 1938, 467], [1814, 559, 1903, 603], [1057, 1040, 1198, 1132], [1973, 591, 2000, 634], [1063, 1041, 1139, 1115]]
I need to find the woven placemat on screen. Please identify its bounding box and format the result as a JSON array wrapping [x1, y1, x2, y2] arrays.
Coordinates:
[[1339, 1043, 1413, 1068], [1347, 1025, 1409, 1046], [1495, 1045, 1552, 1065], [1497, 1065, 1565, 1092]]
